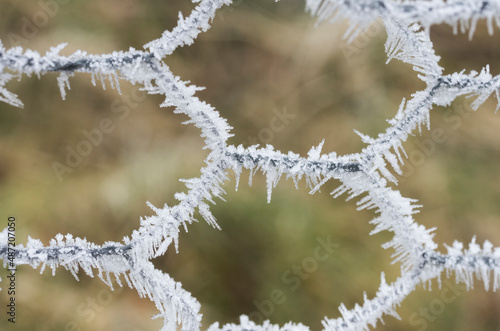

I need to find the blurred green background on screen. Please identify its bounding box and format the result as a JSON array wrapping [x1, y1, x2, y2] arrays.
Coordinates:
[[1, 0, 500, 330]]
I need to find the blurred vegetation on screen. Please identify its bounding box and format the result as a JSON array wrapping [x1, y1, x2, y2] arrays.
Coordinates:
[[0, 0, 500, 330]]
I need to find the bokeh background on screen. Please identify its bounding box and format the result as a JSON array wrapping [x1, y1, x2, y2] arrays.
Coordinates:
[[1, 0, 500, 330]]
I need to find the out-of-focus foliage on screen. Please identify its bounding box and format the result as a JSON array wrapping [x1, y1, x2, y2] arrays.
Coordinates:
[[0, 0, 500, 330]]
